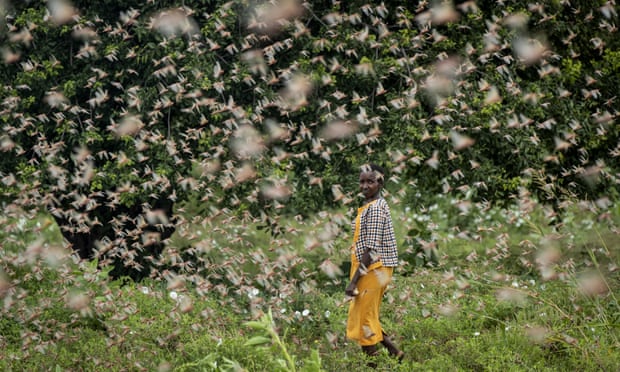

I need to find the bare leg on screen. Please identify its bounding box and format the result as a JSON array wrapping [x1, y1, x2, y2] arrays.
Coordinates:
[[381, 331, 404, 362], [361, 344, 379, 369]]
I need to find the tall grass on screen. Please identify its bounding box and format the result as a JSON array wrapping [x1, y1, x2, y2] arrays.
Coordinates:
[[0, 196, 618, 371]]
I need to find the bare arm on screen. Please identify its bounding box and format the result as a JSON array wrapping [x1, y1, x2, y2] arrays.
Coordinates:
[[345, 248, 372, 297]]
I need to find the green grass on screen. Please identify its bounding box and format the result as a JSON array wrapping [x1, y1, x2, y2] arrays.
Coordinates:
[[1, 198, 619, 371]]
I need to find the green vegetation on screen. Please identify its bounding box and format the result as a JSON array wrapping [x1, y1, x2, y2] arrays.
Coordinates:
[[1, 196, 618, 371], [1, 0, 619, 278], [1, 1, 619, 370]]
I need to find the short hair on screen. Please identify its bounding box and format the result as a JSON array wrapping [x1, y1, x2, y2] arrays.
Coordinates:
[[360, 163, 386, 183]]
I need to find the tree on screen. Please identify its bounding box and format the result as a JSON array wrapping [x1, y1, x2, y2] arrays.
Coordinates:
[[0, 1, 229, 279], [1, 0, 618, 280]]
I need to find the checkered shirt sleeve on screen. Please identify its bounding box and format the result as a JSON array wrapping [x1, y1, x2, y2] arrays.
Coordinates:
[[355, 198, 399, 267]]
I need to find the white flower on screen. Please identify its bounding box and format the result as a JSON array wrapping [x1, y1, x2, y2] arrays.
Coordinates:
[[280, 308, 287, 314], [302, 309, 310, 317], [511, 281, 519, 288], [140, 286, 149, 294], [169, 291, 178, 300], [324, 310, 331, 318], [474, 332, 480, 336], [17, 217, 27, 230], [247, 288, 260, 299]]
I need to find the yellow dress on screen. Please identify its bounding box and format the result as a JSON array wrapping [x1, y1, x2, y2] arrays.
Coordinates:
[[346, 201, 394, 346]]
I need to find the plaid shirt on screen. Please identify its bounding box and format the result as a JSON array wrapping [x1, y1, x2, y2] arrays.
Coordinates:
[[353, 197, 399, 267]]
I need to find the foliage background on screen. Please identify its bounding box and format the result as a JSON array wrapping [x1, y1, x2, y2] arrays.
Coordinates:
[[0, 0, 619, 370]]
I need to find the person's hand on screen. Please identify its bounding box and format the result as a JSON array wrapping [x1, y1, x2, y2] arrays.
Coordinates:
[[345, 282, 359, 297]]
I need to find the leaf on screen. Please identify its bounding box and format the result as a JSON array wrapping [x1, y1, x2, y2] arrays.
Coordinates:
[[300, 349, 322, 372], [222, 357, 247, 372], [244, 320, 267, 330], [244, 335, 272, 347]]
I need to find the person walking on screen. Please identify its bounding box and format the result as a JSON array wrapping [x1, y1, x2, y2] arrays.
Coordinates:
[[345, 163, 404, 367]]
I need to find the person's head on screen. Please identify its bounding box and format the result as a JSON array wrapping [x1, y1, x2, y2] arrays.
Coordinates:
[[359, 163, 385, 201]]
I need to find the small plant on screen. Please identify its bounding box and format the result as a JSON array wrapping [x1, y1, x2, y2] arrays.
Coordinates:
[[244, 309, 323, 372], [176, 353, 246, 372]]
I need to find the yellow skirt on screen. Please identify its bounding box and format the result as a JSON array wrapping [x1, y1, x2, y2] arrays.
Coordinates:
[[346, 261, 393, 346]]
